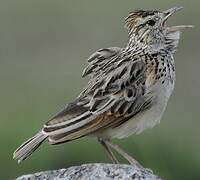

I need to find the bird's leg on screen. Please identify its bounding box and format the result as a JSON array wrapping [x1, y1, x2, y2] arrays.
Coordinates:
[[98, 138, 119, 164], [105, 140, 143, 168]]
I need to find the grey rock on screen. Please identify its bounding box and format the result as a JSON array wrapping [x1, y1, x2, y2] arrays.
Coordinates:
[[16, 163, 161, 180]]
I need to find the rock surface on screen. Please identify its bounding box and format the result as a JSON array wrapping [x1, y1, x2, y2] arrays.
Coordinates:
[[16, 163, 161, 180]]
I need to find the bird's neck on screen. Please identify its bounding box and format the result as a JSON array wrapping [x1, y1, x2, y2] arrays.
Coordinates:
[[126, 33, 180, 55]]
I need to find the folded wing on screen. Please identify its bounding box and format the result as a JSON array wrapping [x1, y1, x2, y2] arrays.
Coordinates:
[[43, 48, 153, 144]]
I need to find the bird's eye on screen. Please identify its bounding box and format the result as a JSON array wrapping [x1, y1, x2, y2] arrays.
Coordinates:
[[147, 20, 156, 26]]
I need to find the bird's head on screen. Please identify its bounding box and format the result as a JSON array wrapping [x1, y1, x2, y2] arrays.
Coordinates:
[[125, 7, 193, 51]]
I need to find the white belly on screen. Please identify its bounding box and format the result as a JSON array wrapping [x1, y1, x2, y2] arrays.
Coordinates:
[[100, 80, 174, 139]]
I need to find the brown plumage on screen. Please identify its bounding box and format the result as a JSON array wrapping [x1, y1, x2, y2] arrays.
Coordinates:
[[13, 7, 192, 164]]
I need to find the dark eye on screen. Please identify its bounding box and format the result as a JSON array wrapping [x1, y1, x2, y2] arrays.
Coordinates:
[[147, 20, 156, 26]]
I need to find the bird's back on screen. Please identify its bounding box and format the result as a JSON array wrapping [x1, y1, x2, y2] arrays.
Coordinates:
[[14, 6, 190, 163]]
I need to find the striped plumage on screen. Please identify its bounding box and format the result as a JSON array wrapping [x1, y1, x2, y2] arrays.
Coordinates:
[[13, 7, 192, 164]]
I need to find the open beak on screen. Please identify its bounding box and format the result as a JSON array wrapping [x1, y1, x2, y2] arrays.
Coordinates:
[[163, 6, 193, 32]]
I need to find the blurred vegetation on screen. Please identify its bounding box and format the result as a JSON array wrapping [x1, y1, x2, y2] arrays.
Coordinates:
[[0, 0, 199, 179]]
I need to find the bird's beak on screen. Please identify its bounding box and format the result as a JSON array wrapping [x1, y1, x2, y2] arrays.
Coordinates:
[[163, 6, 193, 32], [163, 6, 184, 20]]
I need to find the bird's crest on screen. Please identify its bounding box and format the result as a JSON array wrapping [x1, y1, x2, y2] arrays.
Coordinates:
[[125, 10, 159, 30]]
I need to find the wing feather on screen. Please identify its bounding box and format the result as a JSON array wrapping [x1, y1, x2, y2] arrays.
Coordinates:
[[43, 48, 154, 144], [82, 47, 121, 78]]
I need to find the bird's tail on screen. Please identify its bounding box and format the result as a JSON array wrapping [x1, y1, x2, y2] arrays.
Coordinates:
[[13, 130, 48, 163]]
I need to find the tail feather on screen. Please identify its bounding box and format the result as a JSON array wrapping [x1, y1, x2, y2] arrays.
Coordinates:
[[13, 131, 47, 163]]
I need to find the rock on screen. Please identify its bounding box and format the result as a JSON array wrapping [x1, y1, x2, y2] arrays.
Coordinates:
[[16, 163, 161, 180]]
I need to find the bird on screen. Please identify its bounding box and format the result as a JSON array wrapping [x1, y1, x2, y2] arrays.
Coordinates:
[[13, 6, 192, 165]]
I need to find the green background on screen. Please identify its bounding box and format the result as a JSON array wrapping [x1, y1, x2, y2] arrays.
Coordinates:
[[0, 0, 199, 179]]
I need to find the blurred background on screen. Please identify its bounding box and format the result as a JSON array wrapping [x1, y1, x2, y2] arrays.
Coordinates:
[[0, 0, 199, 179]]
